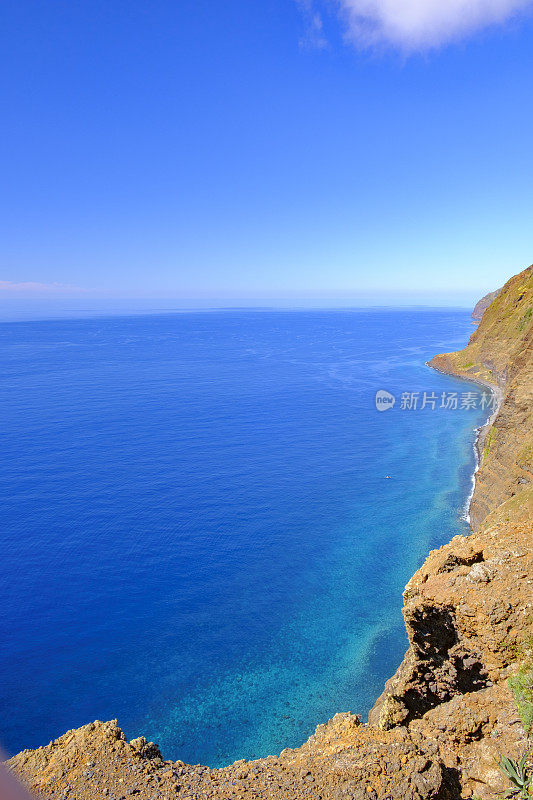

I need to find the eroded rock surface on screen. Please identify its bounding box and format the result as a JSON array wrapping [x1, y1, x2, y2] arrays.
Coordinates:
[[8, 717, 454, 800], [369, 492, 533, 797]]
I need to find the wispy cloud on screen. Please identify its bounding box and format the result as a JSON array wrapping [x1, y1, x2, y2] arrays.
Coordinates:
[[0, 280, 88, 295], [296, 0, 329, 49], [337, 0, 533, 50]]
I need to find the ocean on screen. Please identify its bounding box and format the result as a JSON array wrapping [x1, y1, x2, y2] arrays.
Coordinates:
[[0, 309, 489, 766]]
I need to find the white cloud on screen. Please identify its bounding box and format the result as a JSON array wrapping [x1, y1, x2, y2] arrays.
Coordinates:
[[337, 0, 533, 49], [0, 280, 88, 295]]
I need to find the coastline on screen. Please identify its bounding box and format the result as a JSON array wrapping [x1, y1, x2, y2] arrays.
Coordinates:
[[426, 360, 504, 525]]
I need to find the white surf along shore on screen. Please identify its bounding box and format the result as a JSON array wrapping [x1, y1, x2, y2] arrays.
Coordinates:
[[427, 362, 504, 526]]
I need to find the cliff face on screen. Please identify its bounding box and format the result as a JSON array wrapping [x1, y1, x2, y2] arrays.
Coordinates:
[[471, 289, 501, 322], [6, 266, 533, 800], [6, 716, 455, 800], [369, 264, 533, 795], [368, 489, 532, 793], [430, 264, 533, 531]]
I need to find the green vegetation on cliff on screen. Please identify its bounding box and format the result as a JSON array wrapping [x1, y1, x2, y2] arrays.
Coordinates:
[[430, 264, 533, 530], [509, 660, 533, 734]]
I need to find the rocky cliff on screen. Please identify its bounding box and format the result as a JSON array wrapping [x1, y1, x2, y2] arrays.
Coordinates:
[[430, 264, 533, 531], [6, 266, 533, 800], [471, 289, 502, 322]]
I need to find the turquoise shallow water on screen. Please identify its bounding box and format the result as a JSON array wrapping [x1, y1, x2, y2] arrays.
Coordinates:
[[0, 309, 489, 765]]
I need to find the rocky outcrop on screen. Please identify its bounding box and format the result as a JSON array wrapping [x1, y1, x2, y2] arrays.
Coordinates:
[[368, 490, 532, 796], [9, 717, 455, 800], [6, 265, 533, 800]]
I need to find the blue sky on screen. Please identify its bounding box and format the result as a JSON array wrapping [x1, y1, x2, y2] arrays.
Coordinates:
[[1, 0, 533, 307]]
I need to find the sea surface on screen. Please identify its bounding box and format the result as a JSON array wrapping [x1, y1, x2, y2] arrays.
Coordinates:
[[0, 309, 490, 766]]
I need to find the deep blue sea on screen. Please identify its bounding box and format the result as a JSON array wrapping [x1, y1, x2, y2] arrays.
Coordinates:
[[0, 309, 489, 767]]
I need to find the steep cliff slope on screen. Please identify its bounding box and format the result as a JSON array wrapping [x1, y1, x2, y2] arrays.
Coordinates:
[[370, 264, 533, 795], [471, 289, 501, 321], [430, 264, 533, 530], [6, 266, 533, 800], [368, 489, 532, 795]]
